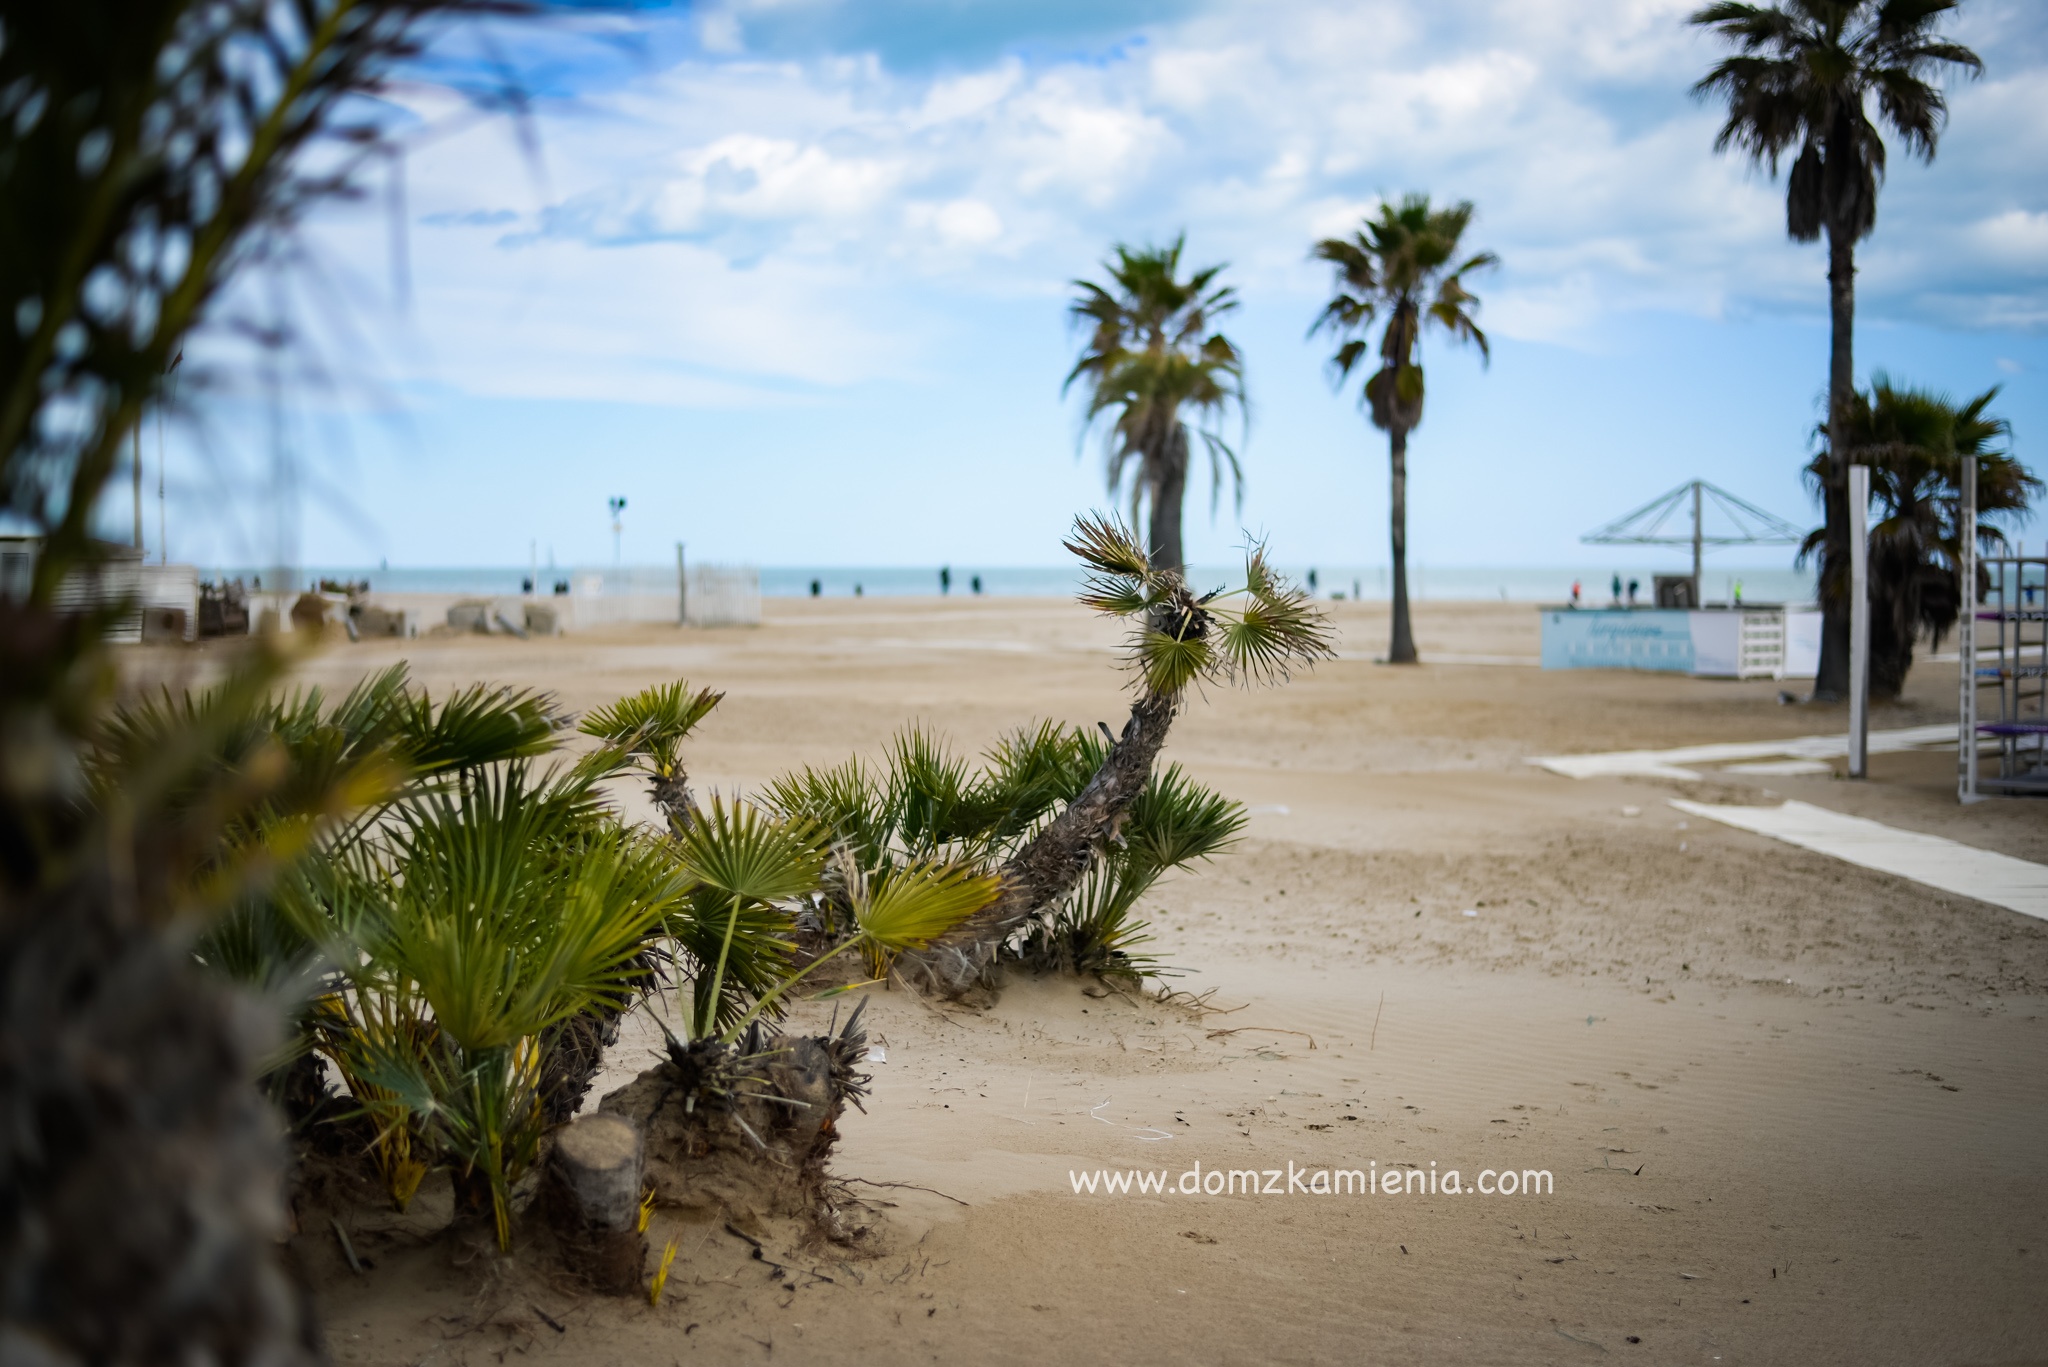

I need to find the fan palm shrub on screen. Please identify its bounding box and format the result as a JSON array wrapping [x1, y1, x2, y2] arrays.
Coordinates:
[[815, 514, 1332, 998], [579, 681, 724, 835], [1311, 195, 1496, 665], [1066, 237, 1247, 573], [312, 765, 685, 1248], [1690, 0, 1984, 697], [152, 669, 1005, 1250]]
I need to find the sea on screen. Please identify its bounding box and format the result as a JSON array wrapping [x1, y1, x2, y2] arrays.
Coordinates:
[[210, 562, 1820, 607]]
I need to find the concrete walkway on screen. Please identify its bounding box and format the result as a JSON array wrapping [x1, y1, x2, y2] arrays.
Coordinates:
[[1671, 798, 2048, 922]]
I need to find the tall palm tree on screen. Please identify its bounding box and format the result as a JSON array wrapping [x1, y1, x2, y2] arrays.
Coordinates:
[[1311, 194, 1496, 665], [1799, 375, 2034, 697], [1066, 237, 1247, 573], [1690, 0, 1983, 699]]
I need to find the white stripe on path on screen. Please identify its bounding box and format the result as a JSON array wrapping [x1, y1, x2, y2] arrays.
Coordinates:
[[1670, 799, 2048, 923]]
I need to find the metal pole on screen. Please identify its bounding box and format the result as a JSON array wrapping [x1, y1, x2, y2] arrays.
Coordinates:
[[1959, 453, 1979, 802], [1848, 464, 1870, 779], [132, 423, 144, 550], [157, 408, 166, 565], [1691, 481, 1702, 605], [676, 542, 687, 628], [158, 352, 178, 566]]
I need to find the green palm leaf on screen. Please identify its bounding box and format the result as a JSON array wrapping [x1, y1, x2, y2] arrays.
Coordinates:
[[760, 758, 883, 863], [578, 681, 723, 776], [1135, 627, 1210, 697], [1064, 513, 1153, 579], [675, 796, 828, 904], [396, 683, 563, 778], [856, 862, 1003, 959], [1124, 765, 1246, 871]]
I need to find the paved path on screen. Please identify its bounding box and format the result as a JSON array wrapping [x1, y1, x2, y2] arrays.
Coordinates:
[[1671, 798, 2048, 922]]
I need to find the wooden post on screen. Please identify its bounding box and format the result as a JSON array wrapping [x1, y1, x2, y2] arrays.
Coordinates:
[[548, 1114, 645, 1294]]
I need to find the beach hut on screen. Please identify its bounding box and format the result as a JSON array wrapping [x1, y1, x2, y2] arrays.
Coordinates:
[[1545, 480, 1813, 678]]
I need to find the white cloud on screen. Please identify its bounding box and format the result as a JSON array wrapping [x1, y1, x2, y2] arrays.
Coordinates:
[[329, 0, 2044, 408], [1973, 210, 2048, 266], [912, 197, 1004, 246]]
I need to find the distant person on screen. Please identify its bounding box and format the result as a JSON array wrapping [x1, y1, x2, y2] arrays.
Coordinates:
[[940, 565, 952, 595], [1570, 578, 1581, 608], [971, 574, 983, 595], [1353, 578, 1361, 600], [521, 576, 533, 594], [854, 583, 863, 597], [810, 578, 822, 598], [1308, 568, 1319, 592], [1610, 572, 1622, 605], [553, 579, 569, 595], [1733, 579, 1743, 606], [1627, 577, 1639, 607]]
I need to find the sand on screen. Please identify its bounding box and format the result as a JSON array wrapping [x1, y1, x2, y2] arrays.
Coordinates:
[[237, 597, 2046, 1365]]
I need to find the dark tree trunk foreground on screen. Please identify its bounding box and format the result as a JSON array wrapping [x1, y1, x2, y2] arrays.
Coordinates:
[[0, 605, 319, 1364], [898, 689, 1178, 998], [1387, 425, 1418, 665], [0, 868, 320, 1364], [1812, 225, 1858, 701]]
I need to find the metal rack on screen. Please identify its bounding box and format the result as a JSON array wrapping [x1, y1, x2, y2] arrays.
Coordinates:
[[1961, 551, 2048, 799]]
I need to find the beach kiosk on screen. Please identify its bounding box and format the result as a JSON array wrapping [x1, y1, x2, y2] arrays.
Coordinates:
[[1545, 480, 1816, 679]]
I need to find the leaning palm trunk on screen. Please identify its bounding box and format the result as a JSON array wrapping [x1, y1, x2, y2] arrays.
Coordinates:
[[899, 689, 1177, 997], [897, 517, 1329, 999]]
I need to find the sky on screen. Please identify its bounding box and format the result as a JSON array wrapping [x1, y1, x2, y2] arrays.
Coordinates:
[[146, 0, 2048, 574]]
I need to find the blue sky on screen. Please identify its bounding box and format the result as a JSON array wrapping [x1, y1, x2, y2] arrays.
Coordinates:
[[153, 0, 2048, 573]]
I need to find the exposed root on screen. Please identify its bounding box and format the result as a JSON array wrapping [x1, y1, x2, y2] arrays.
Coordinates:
[[597, 1003, 873, 1237]]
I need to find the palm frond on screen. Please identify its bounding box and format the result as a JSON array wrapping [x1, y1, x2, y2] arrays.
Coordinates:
[[1064, 513, 1153, 579], [396, 683, 563, 778], [674, 796, 828, 906], [1124, 765, 1246, 871], [1134, 627, 1212, 697], [578, 681, 723, 772], [668, 884, 799, 1037], [970, 721, 1089, 841], [759, 758, 881, 860], [854, 862, 1003, 974]]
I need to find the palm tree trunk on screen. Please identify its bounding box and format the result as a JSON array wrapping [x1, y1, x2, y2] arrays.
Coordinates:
[[1388, 425, 1418, 664], [1147, 425, 1189, 574], [1, 862, 322, 1363], [896, 689, 1178, 998], [1812, 225, 1857, 701]]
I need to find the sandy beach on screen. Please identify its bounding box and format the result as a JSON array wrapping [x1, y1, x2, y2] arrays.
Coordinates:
[[252, 596, 2047, 1366]]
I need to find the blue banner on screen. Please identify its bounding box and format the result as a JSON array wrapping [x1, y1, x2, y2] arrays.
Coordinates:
[[1540, 609, 1696, 672]]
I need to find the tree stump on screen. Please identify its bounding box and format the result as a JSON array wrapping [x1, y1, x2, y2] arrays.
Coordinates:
[[547, 1114, 645, 1294]]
